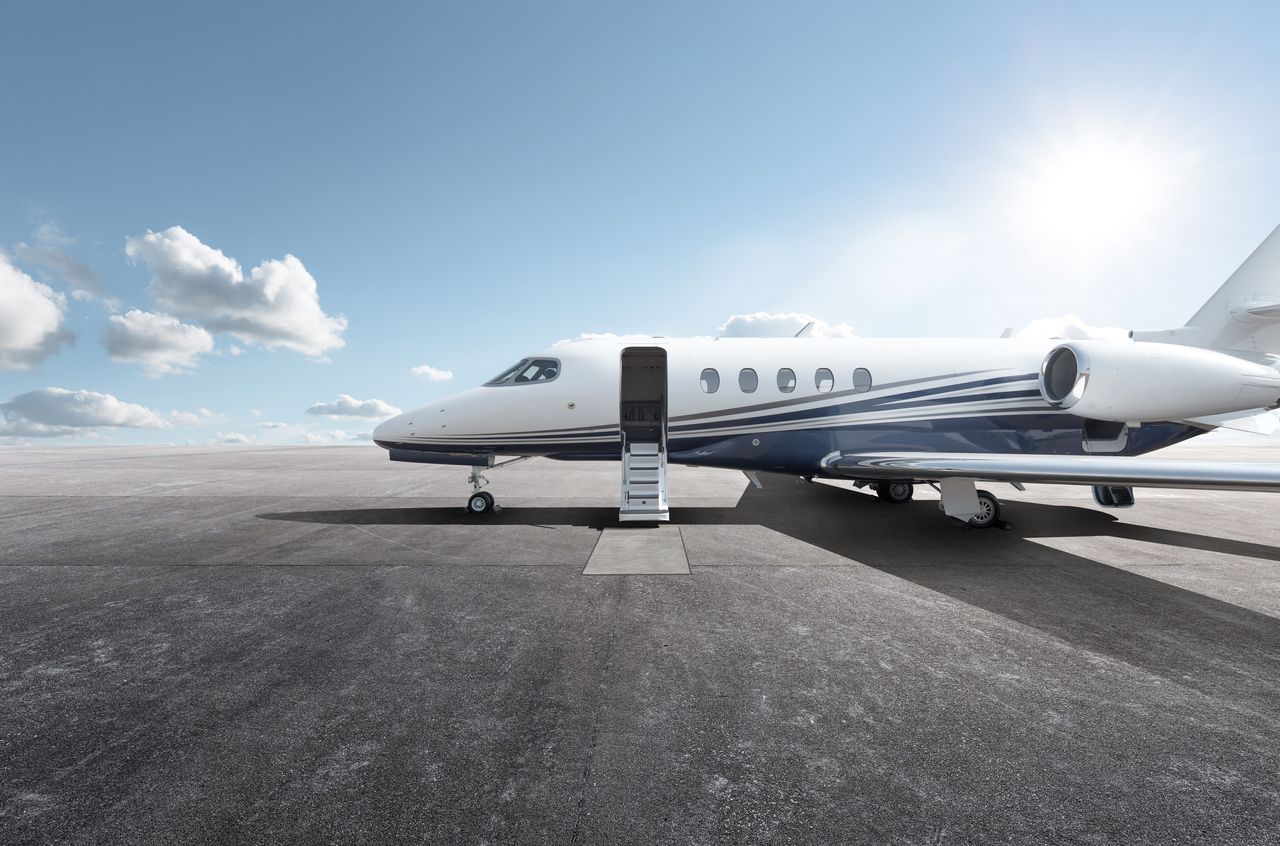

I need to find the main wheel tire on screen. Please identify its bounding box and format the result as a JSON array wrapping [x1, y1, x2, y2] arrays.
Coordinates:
[[877, 481, 914, 504], [968, 490, 1000, 528], [467, 491, 495, 515]]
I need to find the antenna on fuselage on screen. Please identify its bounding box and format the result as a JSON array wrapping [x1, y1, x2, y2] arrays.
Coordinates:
[[794, 321, 815, 338]]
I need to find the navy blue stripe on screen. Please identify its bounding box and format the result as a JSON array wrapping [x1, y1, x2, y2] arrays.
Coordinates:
[[876, 388, 1044, 410]]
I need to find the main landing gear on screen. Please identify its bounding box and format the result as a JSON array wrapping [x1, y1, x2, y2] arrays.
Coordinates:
[[852, 477, 1012, 530], [934, 478, 1009, 530], [966, 489, 1002, 529], [875, 480, 915, 504]]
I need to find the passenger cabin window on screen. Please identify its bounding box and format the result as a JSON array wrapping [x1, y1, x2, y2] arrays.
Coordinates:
[[853, 368, 872, 393], [815, 368, 834, 393], [739, 368, 758, 393], [700, 368, 720, 393], [484, 358, 560, 386], [777, 368, 796, 393]]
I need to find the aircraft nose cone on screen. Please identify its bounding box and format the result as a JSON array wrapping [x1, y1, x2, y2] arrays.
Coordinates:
[[373, 412, 408, 447]]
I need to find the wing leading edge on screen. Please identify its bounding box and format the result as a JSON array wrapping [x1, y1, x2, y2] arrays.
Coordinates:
[[822, 452, 1280, 493]]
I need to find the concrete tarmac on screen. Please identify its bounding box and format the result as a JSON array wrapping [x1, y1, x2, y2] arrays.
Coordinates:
[[2, 444, 1279, 845]]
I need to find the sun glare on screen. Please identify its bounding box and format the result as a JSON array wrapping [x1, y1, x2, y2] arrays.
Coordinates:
[[1011, 133, 1178, 256]]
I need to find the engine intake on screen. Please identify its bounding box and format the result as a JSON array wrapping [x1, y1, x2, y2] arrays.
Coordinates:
[[1038, 340, 1280, 422]]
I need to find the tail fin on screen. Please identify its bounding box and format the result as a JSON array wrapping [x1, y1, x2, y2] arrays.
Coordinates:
[[1133, 223, 1280, 357]]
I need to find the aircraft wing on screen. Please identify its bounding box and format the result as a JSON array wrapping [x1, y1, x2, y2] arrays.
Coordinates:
[[822, 452, 1280, 492]]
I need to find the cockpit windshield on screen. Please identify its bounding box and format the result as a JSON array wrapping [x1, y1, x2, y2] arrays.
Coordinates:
[[484, 358, 560, 386]]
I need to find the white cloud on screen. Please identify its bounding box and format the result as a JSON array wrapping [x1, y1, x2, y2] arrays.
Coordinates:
[[300, 429, 347, 444], [306, 394, 401, 418], [259, 421, 289, 429], [1014, 315, 1130, 341], [250, 408, 263, 417], [212, 431, 253, 444], [0, 388, 170, 437], [0, 252, 74, 369], [411, 363, 454, 381], [125, 226, 347, 357], [552, 332, 676, 346], [718, 312, 855, 338], [104, 309, 215, 376], [296, 428, 373, 445], [13, 222, 101, 296], [169, 407, 220, 426]]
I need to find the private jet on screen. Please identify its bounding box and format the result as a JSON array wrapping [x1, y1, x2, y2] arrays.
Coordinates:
[[373, 225, 1280, 528]]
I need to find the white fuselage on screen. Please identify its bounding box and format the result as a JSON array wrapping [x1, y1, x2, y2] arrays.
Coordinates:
[[374, 335, 1208, 475]]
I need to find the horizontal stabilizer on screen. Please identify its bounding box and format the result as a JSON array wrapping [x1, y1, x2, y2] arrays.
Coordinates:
[[1232, 301, 1280, 321], [823, 451, 1280, 492]]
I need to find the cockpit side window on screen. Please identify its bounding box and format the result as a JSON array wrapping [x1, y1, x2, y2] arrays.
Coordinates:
[[485, 359, 529, 385], [486, 358, 561, 386]]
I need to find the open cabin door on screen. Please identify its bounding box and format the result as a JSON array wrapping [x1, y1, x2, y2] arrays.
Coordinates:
[[619, 347, 669, 522]]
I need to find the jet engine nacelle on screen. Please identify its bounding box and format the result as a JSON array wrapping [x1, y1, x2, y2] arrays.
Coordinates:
[[1038, 340, 1280, 422]]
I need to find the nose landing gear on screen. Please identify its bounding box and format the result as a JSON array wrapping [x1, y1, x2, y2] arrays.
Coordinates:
[[465, 468, 496, 514], [461, 457, 529, 515]]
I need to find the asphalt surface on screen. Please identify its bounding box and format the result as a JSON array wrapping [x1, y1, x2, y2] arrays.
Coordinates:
[[2, 445, 1279, 845]]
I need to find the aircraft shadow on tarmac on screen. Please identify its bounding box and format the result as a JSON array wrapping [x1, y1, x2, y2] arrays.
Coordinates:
[[258, 476, 1280, 707]]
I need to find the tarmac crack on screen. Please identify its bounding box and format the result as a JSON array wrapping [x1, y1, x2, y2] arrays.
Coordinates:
[[569, 576, 625, 846]]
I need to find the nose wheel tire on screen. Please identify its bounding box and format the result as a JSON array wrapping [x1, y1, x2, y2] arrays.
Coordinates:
[[968, 490, 1000, 528], [467, 491, 495, 515], [876, 481, 914, 504]]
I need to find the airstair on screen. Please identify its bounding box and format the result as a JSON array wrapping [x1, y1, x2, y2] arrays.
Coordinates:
[[619, 439, 669, 522], [618, 346, 670, 523]]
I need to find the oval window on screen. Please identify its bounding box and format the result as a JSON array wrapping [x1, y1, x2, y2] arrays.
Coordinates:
[[815, 368, 834, 393], [777, 368, 796, 393], [700, 368, 720, 394], [853, 367, 872, 393], [739, 368, 759, 393]]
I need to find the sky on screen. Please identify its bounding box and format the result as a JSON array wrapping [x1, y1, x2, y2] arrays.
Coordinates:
[[2, 1, 1279, 445]]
